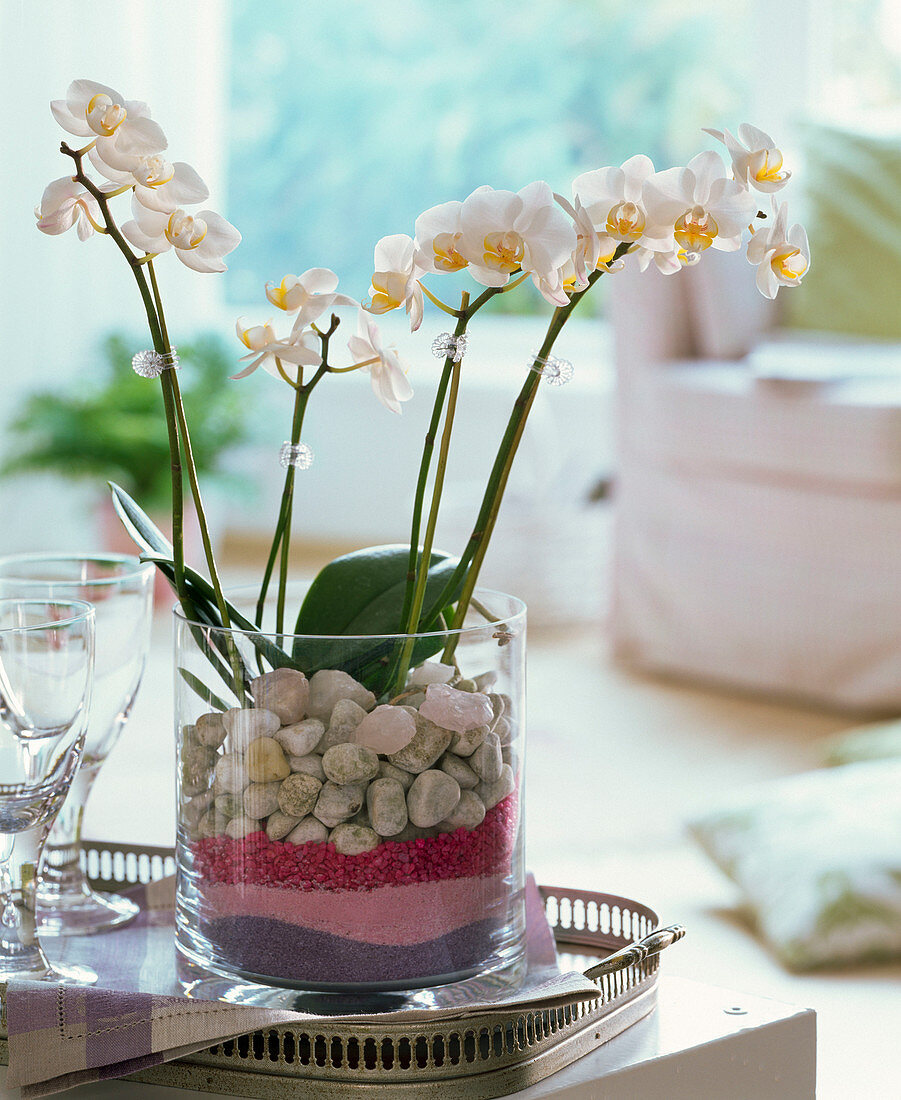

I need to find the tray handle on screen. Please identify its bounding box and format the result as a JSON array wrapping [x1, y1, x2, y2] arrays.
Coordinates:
[[582, 924, 686, 979]]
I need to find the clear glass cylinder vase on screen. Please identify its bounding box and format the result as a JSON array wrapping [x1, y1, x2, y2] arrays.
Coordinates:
[[173, 589, 526, 1002]]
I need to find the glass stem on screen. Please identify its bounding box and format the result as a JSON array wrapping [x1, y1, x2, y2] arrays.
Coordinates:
[[39, 763, 101, 899], [0, 827, 50, 977]]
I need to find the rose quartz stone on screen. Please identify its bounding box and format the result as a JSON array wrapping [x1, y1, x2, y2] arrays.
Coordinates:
[[418, 683, 494, 734], [354, 704, 417, 754]]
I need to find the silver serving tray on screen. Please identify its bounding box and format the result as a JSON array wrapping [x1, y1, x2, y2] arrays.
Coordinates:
[[1, 840, 684, 1099]]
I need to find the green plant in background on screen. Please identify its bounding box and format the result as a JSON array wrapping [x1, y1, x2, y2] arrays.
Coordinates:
[[2, 332, 250, 513]]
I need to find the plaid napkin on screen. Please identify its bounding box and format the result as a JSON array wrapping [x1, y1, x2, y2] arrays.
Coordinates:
[[6, 876, 600, 1097]]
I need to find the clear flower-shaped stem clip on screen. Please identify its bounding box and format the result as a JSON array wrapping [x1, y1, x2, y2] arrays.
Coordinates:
[[527, 353, 574, 386], [279, 442, 314, 470], [432, 332, 468, 362], [131, 348, 179, 378]]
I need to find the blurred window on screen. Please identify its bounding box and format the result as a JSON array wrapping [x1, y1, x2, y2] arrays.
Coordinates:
[[225, 0, 755, 309]]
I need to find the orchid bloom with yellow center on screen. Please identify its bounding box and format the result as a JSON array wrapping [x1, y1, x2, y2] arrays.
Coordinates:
[[122, 196, 241, 272], [89, 141, 210, 214], [456, 182, 575, 305], [51, 79, 167, 161], [704, 124, 791, 194], [573, 155, 670, 259], [746, 199, 810, 299], [642, 151, 759, 255], [414, 201, 468, 275], [232, 319, 322, 381], [35, 177, 103, 242], [363, 236, 424, 332], [265, 269, 357, 332]]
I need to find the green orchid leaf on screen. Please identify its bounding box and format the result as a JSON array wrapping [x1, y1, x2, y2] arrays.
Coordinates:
[[178, 667, 230, 714], [290, 545, 462, 687], [108, 482, 173, 557], [294, 544, 456, 636]]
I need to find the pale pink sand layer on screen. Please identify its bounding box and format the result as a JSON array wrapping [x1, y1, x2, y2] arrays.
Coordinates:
[[201, 875, 507, 947]]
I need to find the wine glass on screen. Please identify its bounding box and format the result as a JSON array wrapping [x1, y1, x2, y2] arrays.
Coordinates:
[[0, 598, 96, 982], [0, 554, 154, 935]]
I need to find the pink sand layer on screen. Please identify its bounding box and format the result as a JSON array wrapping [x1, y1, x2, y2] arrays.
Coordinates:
[[200, 875, 508, 947]]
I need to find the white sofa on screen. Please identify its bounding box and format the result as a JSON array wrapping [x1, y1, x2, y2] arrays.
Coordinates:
[[609, 249, 901, 714]]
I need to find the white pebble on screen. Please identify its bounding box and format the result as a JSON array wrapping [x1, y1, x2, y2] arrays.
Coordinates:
[[306, 669, 376, 722], [243, 781, 281, 819], [318, 698, 367, 750], [225, 815, 259, 839], [440, 753, 480, 790], [195, 711, 227, 748], [407, 769, 461, 829], [286, 817, 329, 845], [476, 763, 515, 809], [266, 810, 302, 840], [367, 777, 408, 836], [322, 743, 379, 785], [469, 731, 503, 783], [222, 707, 281, 742], [251, 667, 310, 725], [277, 772, 323, 818], [449, 724, 488, 758], [378, 760, 414, 790], [387, 713, 452, 774], [214, 753, 247, 794], [408, 660, 455, 687], [329, 823, 380, 855], [288, 753, 326, 781], [313, 781, 366, 828], [275, 719, 325, 757], [439, 789, 486, 831]]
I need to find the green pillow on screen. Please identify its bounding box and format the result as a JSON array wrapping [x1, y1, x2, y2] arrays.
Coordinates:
[[787, 123, 901, 339], [690, 760, 901, 969]]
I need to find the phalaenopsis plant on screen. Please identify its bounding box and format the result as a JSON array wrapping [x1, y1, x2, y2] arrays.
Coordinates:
[[38, 81, 809, 703]]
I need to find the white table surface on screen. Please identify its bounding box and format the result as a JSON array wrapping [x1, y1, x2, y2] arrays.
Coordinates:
[[0, 977, 815, 1099]]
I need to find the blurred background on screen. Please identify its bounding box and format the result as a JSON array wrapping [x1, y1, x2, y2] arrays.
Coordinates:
[[3, 1, 901, 1094]]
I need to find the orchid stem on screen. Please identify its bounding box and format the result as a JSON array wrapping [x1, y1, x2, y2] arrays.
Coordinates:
[[436, 254, 629, 661], [419, 282, 460, 317]]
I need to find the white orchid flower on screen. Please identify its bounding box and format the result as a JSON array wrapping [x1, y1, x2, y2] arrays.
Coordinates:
[[51, 79, 166, 160], [414, 200, 468, 275], [642, 151, 759, 256], [35, 177, 102, 241], [232, 319, 322, 381], [573, 155, 670, 255], [553, 193, 603, 291], [746, 200, 810, 299], [121, 196, 240, 273], [704, 124, 791, 194], [457, 182, 576, 305], [265, 269, 357, 332], [89, 143, 209, 213], [364, 235, 424, 332], [347, 311, 414, 415]]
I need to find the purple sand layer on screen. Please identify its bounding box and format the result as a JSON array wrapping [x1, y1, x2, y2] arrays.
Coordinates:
[[203, 914, 497, 984]]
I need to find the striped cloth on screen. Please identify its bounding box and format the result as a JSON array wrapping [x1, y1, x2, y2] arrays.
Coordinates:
[[7, 876, 599, 1097]]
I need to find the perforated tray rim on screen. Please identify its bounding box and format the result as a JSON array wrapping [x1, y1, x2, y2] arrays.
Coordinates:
[[1, 840, 669, 1098]]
